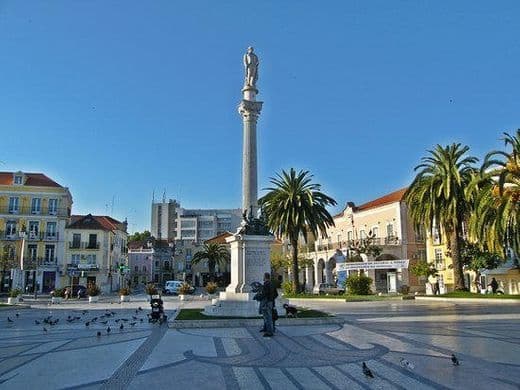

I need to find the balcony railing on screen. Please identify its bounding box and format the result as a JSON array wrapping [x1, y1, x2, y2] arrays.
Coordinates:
[[0, 206, 70, 217], [68, 242, 100, 250], [22, 257, 58, 268], [0, 231, 60, 241]]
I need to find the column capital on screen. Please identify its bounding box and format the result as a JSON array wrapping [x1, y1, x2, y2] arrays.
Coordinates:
[[238, 100, 263, 120]]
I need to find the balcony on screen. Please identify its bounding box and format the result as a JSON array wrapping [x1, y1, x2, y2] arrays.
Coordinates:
[[68, 242, 100, 249], [22, 257, 58, 268], [0, 205, 70, 217]]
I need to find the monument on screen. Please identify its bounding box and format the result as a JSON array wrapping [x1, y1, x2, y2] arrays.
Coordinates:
[[204, 47, 274, 317]]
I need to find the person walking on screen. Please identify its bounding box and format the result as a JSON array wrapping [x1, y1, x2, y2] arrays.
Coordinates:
[[260, 273, 275, 337], [489, 277, 499, 294]]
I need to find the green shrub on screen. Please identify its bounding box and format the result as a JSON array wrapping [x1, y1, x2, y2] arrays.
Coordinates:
[[178, 283, 192, 295], [119, 287, 131, 296], [87, 284, 101, 296], [145, 283, 158, 296], [345, 274, 373, 295], [205, 281, 218, 294], [8, 288, 22, 298], [398, 284, 410, 295], [282, 281, 294, 295], [52, 288, 65, 298]]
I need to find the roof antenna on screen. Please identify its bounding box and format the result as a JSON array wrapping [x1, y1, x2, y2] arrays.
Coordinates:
[[162, 189, 166, 203]]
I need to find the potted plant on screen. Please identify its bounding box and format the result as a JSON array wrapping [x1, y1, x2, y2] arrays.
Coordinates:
[[87, 284, 101, 303], [178, 282, 192, 301], [205, 281, 218, 296], [119, 287, 131, 302], [7, 288, 22, 305], [51, 288, 65, 304], [145, 283, 158, 301]]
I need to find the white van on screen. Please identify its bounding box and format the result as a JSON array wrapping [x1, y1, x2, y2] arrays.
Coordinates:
[[164, 280, 184, 295]]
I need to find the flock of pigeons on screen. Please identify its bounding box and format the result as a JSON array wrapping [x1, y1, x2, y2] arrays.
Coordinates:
[[361, 354, 460, 379], [7, 310, 463, 380], [6, 306, 148, 336]]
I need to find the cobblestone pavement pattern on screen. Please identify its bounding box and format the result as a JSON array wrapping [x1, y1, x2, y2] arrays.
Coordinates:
[[0, 297, 519, 389]]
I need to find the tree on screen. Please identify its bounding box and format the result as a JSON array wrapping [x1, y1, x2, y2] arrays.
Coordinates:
[[259, 168, 337, 293], [405, 143, 478, 290], [469, 130, 520, 262], [460, 240, 503, 289], [191, 243, 230, 283], [128, 230, 153, 243], [347, 230, 382, 260]]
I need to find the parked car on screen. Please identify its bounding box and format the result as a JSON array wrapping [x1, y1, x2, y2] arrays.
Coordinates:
[[163, 280, 195, 295], [51, 285, 87, 298], [316, 283, 344, 295]]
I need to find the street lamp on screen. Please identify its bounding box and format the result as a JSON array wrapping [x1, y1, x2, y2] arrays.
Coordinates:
[[18, 225, 27, 291]]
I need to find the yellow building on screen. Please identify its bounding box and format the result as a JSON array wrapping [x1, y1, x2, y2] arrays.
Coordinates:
[[424, 227, 454, 292], [64, 214, 128, 294], [0, 171, 72, 293]]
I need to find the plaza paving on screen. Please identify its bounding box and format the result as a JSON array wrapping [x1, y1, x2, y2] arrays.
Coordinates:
[[0, 296, 519, 389]]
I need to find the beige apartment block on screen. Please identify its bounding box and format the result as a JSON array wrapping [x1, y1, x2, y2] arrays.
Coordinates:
[[305, 188, 426, 294]]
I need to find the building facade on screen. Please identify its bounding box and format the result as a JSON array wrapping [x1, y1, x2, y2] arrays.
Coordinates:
[[0, 171, 72, 293], [64, 214, 128, 293], [128, 240, 174, 288], [305, 188, 426, 294], [150, 199, 242, 243]]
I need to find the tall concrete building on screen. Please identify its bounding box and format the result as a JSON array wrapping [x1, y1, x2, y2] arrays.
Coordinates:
[[150, 199, 242, 243]]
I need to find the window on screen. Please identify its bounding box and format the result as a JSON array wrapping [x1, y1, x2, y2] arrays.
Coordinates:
[[45, 245, 55, 262], [88, 234, 97, 249], [434, 249, 444, 270], [154, 274, 159, 283], [6, 221, 16, 237], [4, 245, 15, 260], [8, 197, 19, 214], [29, 221, 39, 239], [134, 265, 139, 272], [337, 234, 341, 243], [372, 227, 379, 237], [48, 199, 58, 215], [164, 261, 170, 270], [359, 230, 366, 239], [155, 261, 159, 267], [31, 198, 41, 214], [386, 224, 394, 238], [85, 254, 96, 265], [142, 266, 147, 272], [347, 231, 353, 242], [28, 245, 37, 261], [14, 175, 23, 185], [46, 222, 57, 238], [72, 233, 81, 248], [433, 226, 441, 245], [71, 254, 80, 265]]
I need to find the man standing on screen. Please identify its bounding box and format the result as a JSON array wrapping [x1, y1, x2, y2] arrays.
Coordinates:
[[260, 272, 275, 337], [489, 277, 499, 294]]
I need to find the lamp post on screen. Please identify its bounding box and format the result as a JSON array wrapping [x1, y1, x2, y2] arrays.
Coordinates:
[[18, 226, 26, 291]]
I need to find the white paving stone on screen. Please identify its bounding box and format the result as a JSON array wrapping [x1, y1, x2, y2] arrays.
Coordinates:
[[232, 367, 264, 390], [179, 327, 252, 338], [259, 367, 299, 390], [221, 337, 241, 356], [314, 366, 365, 390], [368, 360, 434, 390], [286, 367, 330, 389]]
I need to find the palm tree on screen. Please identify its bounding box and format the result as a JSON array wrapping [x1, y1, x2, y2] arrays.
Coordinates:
[[469, 130, 520, 260], [405, 144, 478, 291], [259, 168, 337, 293], [191, 243, 230, 283]]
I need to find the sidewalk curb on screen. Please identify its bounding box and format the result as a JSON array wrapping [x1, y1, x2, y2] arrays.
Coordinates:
[[169, 316, 343, 329], [415, 296, 520, 304]]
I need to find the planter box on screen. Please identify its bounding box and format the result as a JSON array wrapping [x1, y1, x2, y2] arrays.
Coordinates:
[[89, 296, 99, 303], [51, 297, 62, 304], [7, 297, 20, 305], [120, 295, 130, 302]]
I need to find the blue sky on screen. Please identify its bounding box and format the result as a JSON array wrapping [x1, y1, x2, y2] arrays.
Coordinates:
[[1, 1, 519, 233]]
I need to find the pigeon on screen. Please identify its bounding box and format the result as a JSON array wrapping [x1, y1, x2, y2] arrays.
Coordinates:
[[100, 320, 108, 325], [110, 311, 116, 315], [130, 322, 136, 327], [43, 327, 48, 332], [138, 306, 142, 311], [91, 317, 98, 322], [85, 321, 90, 327], [119, 323, 124, 331], [82, 310, 88, 315], [400, 358, 415, 370], [96, 331, 101, 337], [140, 318, 143, 322], [115, 319, 120, 323], [35, 320, 41, 325], [132, 315, 138, 320], [106, 326, 111, 334], [67, 315, 72, 320], [7, 317, 13, 323], [135, 309, 139, 314], [66, 318, 74, 323], [121, 318, 128, 322], [362, 362, 374, 378], [451, 354, 460, 366], [15, 313, 19, 317]]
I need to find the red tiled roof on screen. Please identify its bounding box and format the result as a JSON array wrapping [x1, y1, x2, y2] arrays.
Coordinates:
[[336, 188, 408, 216], [205, 231, 233, 244], [357, 187, 408, 211], [68, 214, 124, 231], [0, 172, 63, 187]]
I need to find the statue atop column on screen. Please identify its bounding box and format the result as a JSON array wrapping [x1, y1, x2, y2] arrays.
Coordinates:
[[243, 46, 259, 89]]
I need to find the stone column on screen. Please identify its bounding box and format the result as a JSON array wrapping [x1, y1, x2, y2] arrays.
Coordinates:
[[305, 266, 313, 292], [313, 259, 320, 292], [239, 89, 263, 216]]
